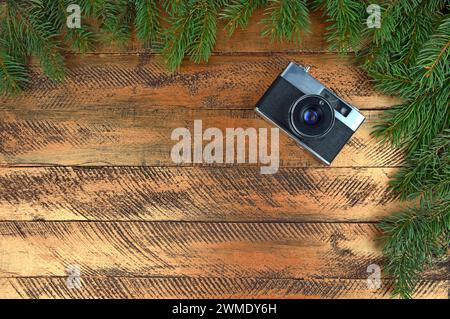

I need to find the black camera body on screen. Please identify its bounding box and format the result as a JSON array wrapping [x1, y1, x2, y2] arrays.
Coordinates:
[[255, 62, 365, 165]]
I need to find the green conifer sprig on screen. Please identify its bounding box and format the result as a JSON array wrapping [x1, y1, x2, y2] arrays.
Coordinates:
[[371, 86, 449, 156], [0, 47, 28, 94], [135, 0, 161, 45], [389, 129, 450, 200], [313, 0, 365, 51], [379, 197, 449, 299], [261, 0, 310, 43], [414, 14, 450, 91], [161, 0, 221, 70], [221, 0, 267, 35]]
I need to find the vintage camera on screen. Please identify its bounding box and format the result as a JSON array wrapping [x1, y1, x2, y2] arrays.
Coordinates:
[[255, 62, 365, 165]]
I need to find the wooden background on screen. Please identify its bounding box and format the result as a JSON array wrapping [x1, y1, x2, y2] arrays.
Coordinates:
[[0, 10, 448, 299]]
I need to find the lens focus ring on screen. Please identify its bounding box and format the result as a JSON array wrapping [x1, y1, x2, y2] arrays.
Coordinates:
[[289, 95, 335, 138]]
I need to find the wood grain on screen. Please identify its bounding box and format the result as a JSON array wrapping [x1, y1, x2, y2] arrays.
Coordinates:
[[0, 167, 402, 222], [0, 221, 447, 279], [0, 54, 399, 112], [1, 277, 447, 299], [0, 109, 403, 167]]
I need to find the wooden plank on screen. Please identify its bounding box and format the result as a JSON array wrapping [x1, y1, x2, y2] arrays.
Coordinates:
[[0, 167, 404, 222], [1, 277, 447, 299], [0, 109, 402, 167], [0, 222, 446, 279], [0, 54, 399, 111]]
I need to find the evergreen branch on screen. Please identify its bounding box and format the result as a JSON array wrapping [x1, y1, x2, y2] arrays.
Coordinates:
[[5, 1, 66, 81], [379, 197, 449, 299], [221, 0, 267, 36], [134, 0, 161, 46], [79, 0, 106, 19], [162, 0, 219, 70], [366, 63, 415, 98], [261, 0, 310, 43], [161, 0, 186, 16], [399, 5, 441, 66], [161, 1, 196, 71], [101, 0, 134, 45], [42, 0, 96, 53], [188, 0, 218, 63], [390, 130, 450, 200], [371, 85, 449, 155], [414, 13, 450, 91], [314, 0, 365, 51], [367, 0, 414, 47], [0, 49, 28, 95], [65, 26, 96, 53]]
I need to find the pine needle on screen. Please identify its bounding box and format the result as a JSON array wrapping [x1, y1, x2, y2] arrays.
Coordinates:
[[221, 0, 267, 36], [134, 0, 161, 46], [261, 0, 310, 43]]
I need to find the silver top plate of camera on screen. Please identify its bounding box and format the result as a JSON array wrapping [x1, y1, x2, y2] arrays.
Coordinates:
[[280, 62, 365, 132]]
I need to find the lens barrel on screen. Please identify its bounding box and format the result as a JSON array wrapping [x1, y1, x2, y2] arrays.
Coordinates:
[[289, 95, 335, 138]]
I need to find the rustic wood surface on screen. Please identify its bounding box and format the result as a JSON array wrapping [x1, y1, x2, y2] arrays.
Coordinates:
[[0, 10, 447, 299]]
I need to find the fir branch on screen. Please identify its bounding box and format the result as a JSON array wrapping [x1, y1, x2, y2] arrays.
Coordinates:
[[366, 63, 415, 98], [79, 0, 106, 18], [0, 48, 28, 95], [380, 197, 449, 299], [64, 27, 96, 53], [43, 0, 96, 53], [187, 0, 218, 63], [371, 85, 449, 155], [5, 1, 66, 81], [161, 0, 186, 16], [368, 0, 416, 47], [221, 0, 267, 36], [363, 1, 450, 299], [161, 1, 196, 71], [414, 13, 450, 91], [314, 0, 365, 51], [101, 0, 134, 45], [389, 130, 450, 200], [134, 0, 161, 46], [261, 0, 310, 43], [398, 5, 442, 66], [162, 0, 220, 70]]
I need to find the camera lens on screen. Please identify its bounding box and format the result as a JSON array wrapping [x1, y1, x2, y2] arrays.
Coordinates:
[[303, 109, 319, 125], [289, 95, 335, 138]]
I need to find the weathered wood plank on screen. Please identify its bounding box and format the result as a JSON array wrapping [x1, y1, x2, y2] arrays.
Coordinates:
[[0, 167, 403, 221], [0, 109, 402, 167], [1, 277, 447, 299], [0, 222, 446, 279], [0, 54, 399, 111]]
